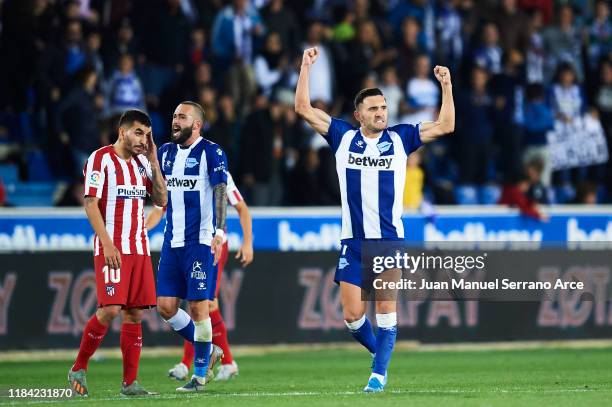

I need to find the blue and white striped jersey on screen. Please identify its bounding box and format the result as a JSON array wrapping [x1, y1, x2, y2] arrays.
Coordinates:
[[158, 137, 228, 247], [324, 118, 422, 240]]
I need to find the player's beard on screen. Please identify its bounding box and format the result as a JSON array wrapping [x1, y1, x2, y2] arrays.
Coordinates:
[[171, 124, 193, 145]]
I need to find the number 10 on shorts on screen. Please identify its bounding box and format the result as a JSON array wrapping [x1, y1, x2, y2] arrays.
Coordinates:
[[102, 266, 121, 284]]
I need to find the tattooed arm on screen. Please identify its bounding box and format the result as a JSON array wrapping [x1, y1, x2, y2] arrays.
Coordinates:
[[211, 182, 227, 265]]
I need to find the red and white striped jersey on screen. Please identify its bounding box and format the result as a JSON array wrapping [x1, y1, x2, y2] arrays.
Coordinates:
[[226, 172, 243, 207], [84, 145, 153, 256]]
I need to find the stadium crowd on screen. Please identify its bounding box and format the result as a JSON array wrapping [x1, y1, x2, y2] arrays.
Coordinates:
[[0, 0, 610, 208]]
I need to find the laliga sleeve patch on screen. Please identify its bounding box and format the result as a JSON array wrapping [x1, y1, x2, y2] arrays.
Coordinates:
[[88, 171, 102, 188]]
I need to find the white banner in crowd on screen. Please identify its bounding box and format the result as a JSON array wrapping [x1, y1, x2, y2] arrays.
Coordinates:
[[547, 115, 609, 170]]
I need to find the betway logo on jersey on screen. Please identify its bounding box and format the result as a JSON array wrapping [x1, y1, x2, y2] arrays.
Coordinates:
[[116, 185, 147, 199], [166, 176, 200, 191], [347, 153, 393, 169]]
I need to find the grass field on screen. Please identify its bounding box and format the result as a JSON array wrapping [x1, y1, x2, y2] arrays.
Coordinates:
[[1, 346, 612, 406]]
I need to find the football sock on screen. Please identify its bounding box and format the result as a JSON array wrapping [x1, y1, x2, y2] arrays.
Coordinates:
[[345, 314, 376, 354], [165, 308, 195, 343], [193, 318, 212, 379], [120, 322, 142, 386], [373, 312, 397, 377], [211, 309, 233, 364], [72, 314, 108, 371], [181, 340, 195, 369]]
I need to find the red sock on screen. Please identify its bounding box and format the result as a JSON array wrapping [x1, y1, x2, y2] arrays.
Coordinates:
[[120, 323, 142, 386], [211, 309, 233, 364], [181, 340, 195, 368], [72, 315, 108, 372]]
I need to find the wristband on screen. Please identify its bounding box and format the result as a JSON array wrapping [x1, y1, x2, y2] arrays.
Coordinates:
[[214, 229, 225, 239]]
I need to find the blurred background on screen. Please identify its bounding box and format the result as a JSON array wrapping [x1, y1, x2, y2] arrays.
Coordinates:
[[0, 0, 612, 350], [0, 0, 610, 209]]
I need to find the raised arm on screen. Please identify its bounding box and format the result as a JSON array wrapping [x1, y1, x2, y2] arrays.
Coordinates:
[[419, 66, 455, 144], [294, 47, 332, 135]]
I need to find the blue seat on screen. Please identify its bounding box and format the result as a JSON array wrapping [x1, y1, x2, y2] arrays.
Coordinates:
[[479, 185, 501, 205], [0, 164, 19, 184], [455, 185, 478, 205], [8, 182, 57, 206]]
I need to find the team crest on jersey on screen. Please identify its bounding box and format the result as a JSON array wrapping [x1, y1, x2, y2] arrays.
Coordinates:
[[185, 157, 199, 168], [138, 165, 146, 177], [164, 159, 173, 170], [106, 284, 115, 296], [377, 141, 392, 154], [216, 148, 223, 156], [356, 140, 364, 148]]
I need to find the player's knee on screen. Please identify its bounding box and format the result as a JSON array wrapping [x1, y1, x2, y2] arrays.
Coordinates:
[[343, 309, 365, 323], [157, 303, 178, 320], [97, 305, 121, 323], [188, 300, 209, 320], [123, 308, 143, 323], [375, 302, 396, 314]]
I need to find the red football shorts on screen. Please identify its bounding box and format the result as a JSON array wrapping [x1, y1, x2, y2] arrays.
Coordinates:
[[215, 241, 229, 298], [94, 253, 156, 308]]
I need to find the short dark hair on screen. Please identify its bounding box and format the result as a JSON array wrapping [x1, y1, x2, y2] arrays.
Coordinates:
[[179, 101, 205, 122], [118, 109, 151, 128], [354, 88, 384, 110]]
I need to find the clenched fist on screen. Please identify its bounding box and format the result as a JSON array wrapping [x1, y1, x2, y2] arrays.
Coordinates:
[[302, 47, 319, 67], [433, 65, 452, 86]]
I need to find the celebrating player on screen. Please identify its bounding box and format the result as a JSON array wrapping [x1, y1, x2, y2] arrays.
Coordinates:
[[68, 109, 167, 397], [155, 101, 229, 392], [295, 47, 455, 392], [146, 171, 253, 381]]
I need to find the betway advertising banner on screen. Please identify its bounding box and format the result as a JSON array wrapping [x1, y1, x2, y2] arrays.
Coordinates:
[[0, 207, 611, 252], [0, 250, 611, 350]]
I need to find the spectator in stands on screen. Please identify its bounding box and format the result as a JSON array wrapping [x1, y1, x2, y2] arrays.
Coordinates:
[[456, 66, 494, 186], [206, 94, 242, 164], [524, 158, 550, 204], [523, 83, 554, 186], [302, 21, 334, 105], [403, 149, 424, 209], [435, 0, 463, 72], [548, 62, 584, 123], [491, 49, 526, 182], [573, 181, 598, 204], [54, 67, 102, 177], [261, 0, 301, 54], [397, 16, 426, 84], [63, 20, 88, 79], [346, 20, 397, 98], [141, 0, 191, 105], [56, 182, 85, 206], [240, 90, 305, 205], [585, 0, 611, 75], [492, 0, 529, 53], [107, 54, 145, 116], [85, 31, 105, 89], [379, 66, 404, 126], [473, 22, 503, 75], [211, 0, 264, 114], [525, 8, 546, 84], [254, 32, 288, 97], [102, 19, 138, 77], [499, 172, 548, 221], [188, 27, 210, 68], [403, 53, 439, 125], [542, 5, 584, 83]]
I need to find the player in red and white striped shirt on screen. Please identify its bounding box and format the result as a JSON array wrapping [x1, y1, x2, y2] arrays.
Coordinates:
[[68, 110, 167, 397], [146, 171, 253, 381]]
